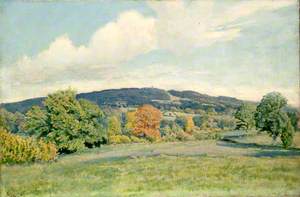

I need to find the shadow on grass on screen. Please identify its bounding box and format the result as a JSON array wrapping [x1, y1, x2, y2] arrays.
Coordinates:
[[219, 138, 300, 158], [253, 150, 300, 157], [220, 138, 281, 150], [74, 152, 210, 167]]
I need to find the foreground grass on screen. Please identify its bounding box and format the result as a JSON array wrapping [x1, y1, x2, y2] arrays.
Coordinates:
[[2, 139, 300, 197]]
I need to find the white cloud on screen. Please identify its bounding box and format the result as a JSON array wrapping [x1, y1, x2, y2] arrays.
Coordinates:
[[149, 0, 295, 54], [4, 10, 156, 85], [1, 10, 156, 101], [89, 11, 157, 64], [224, 0, 296, 22], [1, 0, 297, 104]]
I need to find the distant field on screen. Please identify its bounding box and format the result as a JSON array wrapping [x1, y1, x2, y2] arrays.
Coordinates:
[[2, 132, 300, 197]]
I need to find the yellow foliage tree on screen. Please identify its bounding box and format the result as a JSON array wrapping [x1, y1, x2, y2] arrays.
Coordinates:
[[125, 111, 136, 132], [108, 116, 121, 137], [185, 115, 195, 133], [133, 104, 162, 139]]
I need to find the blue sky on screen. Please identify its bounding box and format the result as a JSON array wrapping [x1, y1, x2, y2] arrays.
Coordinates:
[[0, 0, 298, 106]]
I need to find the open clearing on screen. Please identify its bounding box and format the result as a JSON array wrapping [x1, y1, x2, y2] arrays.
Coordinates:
[[2, 133, 300, 197]]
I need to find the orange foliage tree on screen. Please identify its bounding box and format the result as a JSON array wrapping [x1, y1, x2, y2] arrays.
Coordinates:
[[133, 104, 162, 139]]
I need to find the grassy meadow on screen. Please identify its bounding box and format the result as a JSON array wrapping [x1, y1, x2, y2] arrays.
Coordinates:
[[2, 132, 300, 197], [1, 0, 299, 196]]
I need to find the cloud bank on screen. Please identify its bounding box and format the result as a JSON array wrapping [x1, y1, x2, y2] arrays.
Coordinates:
[[1, 0, 298, 106]]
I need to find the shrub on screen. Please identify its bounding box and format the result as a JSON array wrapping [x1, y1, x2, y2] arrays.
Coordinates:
[[280, 120, 294, 148], [0, 128, 57, 164], [162, 134, 177, 142], [36, 140, 57, 161], [176, 132, 195, 141], [146, 135, 161, 143], [162, 131, 195, 142], [193, 131, 221, 141], [109, 135, 131, 144], [130, 136, 147, 143]]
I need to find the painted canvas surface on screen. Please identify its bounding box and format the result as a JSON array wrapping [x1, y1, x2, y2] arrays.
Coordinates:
[[0, 0, 299, 196]]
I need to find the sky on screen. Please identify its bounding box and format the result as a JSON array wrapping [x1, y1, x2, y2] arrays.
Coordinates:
[[0, 0, 299, 106]]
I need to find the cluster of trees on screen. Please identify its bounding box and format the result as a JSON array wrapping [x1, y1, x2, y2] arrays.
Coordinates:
[[0, 89, 298, 164], [235, 92, 297, 148], [107, 105, 235, 143], [107, 105, 162, 143]]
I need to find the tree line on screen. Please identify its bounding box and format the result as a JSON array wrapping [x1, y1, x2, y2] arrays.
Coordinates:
[[0, 89, 298, 163]]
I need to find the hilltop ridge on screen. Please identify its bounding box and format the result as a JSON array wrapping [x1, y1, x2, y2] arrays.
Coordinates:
[[1, 87, 251, 113]]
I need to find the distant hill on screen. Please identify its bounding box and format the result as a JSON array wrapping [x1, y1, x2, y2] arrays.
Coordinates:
[[167, 90, 243, 111], [1, 87, 250, 113]]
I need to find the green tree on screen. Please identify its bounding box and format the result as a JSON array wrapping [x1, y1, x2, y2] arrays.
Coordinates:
[[0, 108, 25, 133], [199, 113, 217, 130], [23, 106, 49, 138], [0, 108, 10, 130], [124, 110, 136, 134], [193, 115, 202, 127], [234, 103, 256, 131], [24, 90, 107, 153], [43, 90, 84, 152], [78, 99, 107, 147], [216, 116, 236, 130], [287, 111, 299, 131], [175, 116, 187, 131], [14, 112, 26, 134], [160, 119, 180, 137], [108, 116, 121, 136], [255, 92, 294, 148], [175, 116, 194, 132]]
